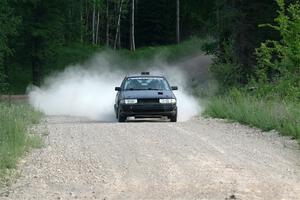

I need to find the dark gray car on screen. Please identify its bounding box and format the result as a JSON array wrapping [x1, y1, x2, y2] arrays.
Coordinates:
[[114, 73, 178, 122]]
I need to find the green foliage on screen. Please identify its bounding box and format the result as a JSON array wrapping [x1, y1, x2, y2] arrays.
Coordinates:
[[0, 72, 9, 94], [0, 0, 20, 60], [1, 0, 213, 91], [205, 0, 300, 143], [255, 0, 300, 101], [211, 0, 279, 86], [0, 0, 20, 93], [204, 89, 300, 142], [210, 39, 241, 88], [257, 0, 300, 74], [46, 42, 103, 72], [0, 103, 43, 179], [132, 0, 215, 46], [248, 73, 300, 102]]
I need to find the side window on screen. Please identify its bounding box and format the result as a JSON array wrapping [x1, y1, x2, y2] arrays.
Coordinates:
[[121, 78, 127, 90]]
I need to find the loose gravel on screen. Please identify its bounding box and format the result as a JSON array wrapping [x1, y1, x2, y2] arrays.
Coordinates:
[[1, 116, 300, 200]]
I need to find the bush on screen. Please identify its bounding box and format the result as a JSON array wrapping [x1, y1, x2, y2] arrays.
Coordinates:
[[210, 39, 242, 89], [255, 0, 300, 100]]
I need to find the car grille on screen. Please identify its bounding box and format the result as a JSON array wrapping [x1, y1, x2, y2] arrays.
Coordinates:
[[122, 104, 175, 113], [138, 98, 159, 104]]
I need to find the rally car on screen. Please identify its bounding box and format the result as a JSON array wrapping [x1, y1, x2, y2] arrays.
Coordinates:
[[114, 72, 178, 122]]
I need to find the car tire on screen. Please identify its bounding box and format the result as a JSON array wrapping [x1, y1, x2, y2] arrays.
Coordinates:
[[118, 115, 126, 122], [117, 107, 126, 122], [170, 114, 177, 122]]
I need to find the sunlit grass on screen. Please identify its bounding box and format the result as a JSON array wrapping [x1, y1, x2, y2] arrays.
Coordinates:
[[0, 102, 43, 179], [118, 37, 213, 62], [204, 91, 300, 143]]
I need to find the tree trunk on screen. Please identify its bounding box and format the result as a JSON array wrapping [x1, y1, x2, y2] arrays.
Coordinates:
[[118, 25, 121, 48], [3, 54, 9, 92], [106, 0, 110, 47], [31, 38, 42, 86], [130, 0, 136, 51], [80, 0, 84, 42], [85, 0, 89, 37], [114, 0, 124, 49], [96, 7, 100, 44], [92, 0, 96, 44], [3, 54, 9, 83], [176, 0, 180, 44]]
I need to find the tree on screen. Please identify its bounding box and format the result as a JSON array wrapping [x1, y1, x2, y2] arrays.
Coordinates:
[[106, 0, 110, 46], [14, 0, 67, 85], [92, 0, 96, 44], [211, 0, 279, 85], [130, 0, 136, 51], [176, 0, 180, 43], [0, 0, 20, 92], [1, 0, 238, 93], [135, 0, 176, 46], [114, 0, 124, 49], [257, 0, 300, 77]]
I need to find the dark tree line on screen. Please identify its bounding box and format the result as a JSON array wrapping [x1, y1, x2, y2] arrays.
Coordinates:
[[0, 0, 297, 91], [1, 0, 211, 88], [212, 0, 280, 84], [212, 0, 300, 87]]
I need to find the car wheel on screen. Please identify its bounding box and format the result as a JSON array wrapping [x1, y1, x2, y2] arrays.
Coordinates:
[[118, 108, 126, 122], [114, 105, 118, 119], [118, 115, 126, 122], [170, 115, 177, 122]]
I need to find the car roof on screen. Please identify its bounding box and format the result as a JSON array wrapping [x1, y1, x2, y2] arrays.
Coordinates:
[[125, 75, 166, 79]]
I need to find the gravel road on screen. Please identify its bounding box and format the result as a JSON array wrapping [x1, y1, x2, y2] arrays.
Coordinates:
[[1, 116, 300, 200]]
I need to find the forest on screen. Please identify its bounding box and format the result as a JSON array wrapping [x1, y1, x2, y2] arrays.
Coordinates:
[[0, 0, 299, 137], [0, 0, 298, 93], [0, 0, 213, 91]]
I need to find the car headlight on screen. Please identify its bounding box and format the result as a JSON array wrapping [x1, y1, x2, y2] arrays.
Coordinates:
[[120, 99, 138, 104], [159, 99, 176, 104]]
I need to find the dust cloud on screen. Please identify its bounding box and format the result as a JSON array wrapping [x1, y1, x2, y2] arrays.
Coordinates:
[[28, 52, 202, 122]]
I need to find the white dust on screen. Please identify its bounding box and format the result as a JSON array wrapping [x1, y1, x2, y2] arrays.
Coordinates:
[[28, 52, 202, 122]]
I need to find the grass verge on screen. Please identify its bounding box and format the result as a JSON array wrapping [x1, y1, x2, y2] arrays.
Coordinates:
[[0, 102, 43, 179], [204, 90, 300, 142], [118, 37, 213, 63]]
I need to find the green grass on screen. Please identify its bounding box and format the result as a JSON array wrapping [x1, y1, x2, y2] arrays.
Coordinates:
[[204, 90, 300, 142], [0, 102, 43, 179], [118, 37, 212, 63]]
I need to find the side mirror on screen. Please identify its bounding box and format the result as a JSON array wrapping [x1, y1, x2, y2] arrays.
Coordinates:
[[171, 86, 178, 91], [115, 87, 121, 91]]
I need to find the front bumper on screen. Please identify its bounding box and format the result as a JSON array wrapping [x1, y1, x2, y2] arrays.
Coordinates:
[[119, 103, 177, 118]]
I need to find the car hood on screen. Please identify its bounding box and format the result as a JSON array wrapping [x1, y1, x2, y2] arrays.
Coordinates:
[[122, 90, 176, 99]]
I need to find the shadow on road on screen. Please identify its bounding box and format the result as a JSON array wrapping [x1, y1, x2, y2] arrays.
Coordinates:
[[46, 116, 170, 124]]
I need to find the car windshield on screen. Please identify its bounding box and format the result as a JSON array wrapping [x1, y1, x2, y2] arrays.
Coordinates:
[[123, 77, 171, 91]]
